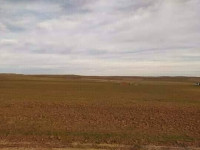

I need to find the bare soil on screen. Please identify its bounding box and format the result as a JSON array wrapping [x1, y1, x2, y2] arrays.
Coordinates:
[[0, 74, 200, 149]]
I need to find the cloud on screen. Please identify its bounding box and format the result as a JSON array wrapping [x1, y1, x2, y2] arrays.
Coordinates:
[[0, 23, 8, 32], [0, 0, 200, 76], [0, 39, 19, 46]]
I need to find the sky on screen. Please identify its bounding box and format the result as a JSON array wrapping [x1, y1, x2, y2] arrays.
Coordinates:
[[0, 0, 200, 76]]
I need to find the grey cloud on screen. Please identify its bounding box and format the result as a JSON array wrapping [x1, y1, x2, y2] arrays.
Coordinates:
[[0, 0, 200, 76]]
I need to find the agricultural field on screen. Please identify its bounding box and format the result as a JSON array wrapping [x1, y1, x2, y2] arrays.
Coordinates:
[[0, 74, 200, 149]]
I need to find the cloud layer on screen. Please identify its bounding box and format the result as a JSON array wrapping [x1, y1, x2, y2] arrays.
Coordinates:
[[0, 0, 200, 76]]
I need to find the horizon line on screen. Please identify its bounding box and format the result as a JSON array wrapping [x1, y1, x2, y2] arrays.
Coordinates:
[[0, 73, 200, 78]]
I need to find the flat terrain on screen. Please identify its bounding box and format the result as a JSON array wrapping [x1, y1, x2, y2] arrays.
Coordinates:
[[0, 74, 200, 149]]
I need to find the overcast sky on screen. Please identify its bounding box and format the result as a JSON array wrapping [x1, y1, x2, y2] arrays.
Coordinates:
[[0, 0, 200, 76]]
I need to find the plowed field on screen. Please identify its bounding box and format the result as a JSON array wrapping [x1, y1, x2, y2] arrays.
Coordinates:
[[0, 74, 200, 148]]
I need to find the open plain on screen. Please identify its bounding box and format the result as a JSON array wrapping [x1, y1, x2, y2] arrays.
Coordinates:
[[0, 74, 200, 149]]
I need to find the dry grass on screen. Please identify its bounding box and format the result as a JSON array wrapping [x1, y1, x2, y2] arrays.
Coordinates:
[[0, 74, 200, 148]]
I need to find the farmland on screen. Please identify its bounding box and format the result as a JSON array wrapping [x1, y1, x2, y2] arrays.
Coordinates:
[[0, 74, 200, 149]]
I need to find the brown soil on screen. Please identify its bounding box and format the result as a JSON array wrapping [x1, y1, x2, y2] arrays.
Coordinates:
[[0, 102, 199, 147], [0, 74, 200, 148]]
